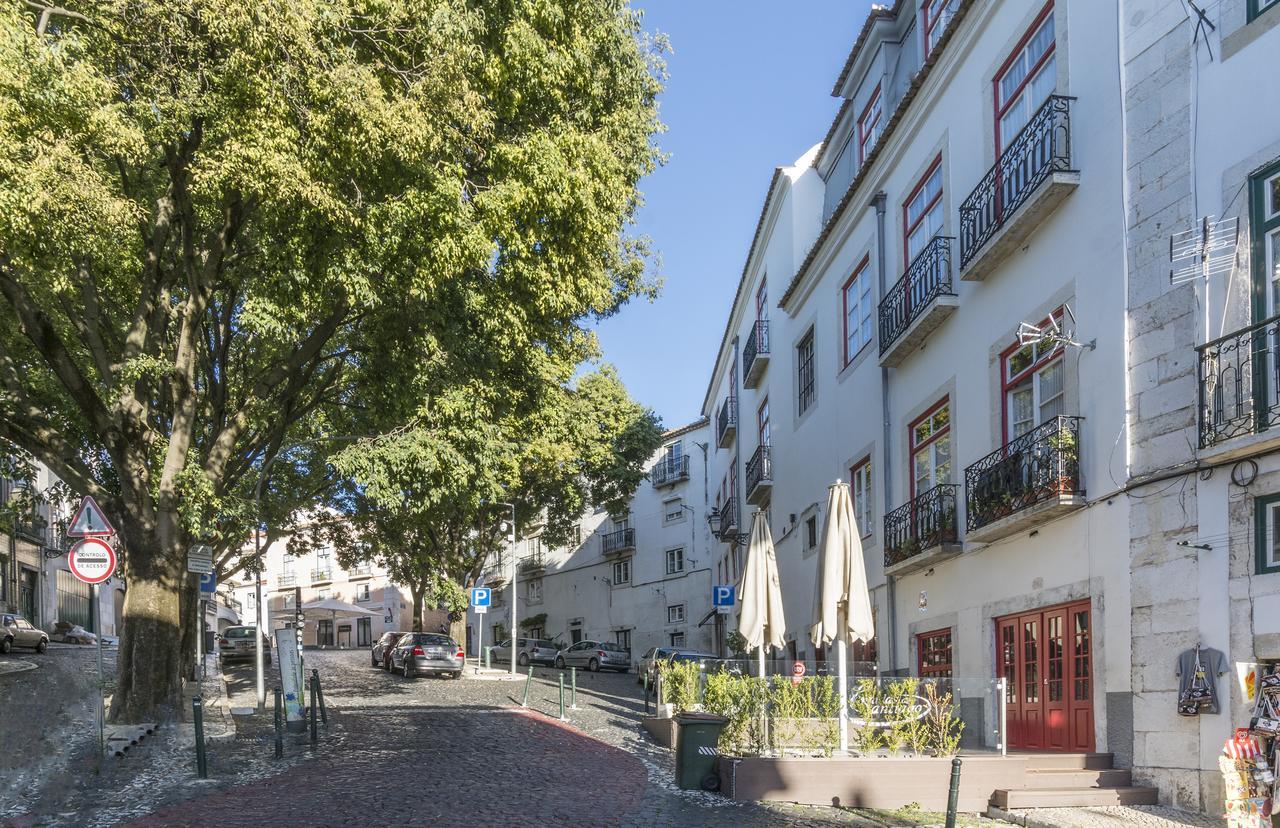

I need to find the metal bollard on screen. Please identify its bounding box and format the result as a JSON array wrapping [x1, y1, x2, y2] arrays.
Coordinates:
[[192, 696, 208, 778], [521, 662, 533, 707], [273, 687, 283, 759], [570, 667, 579, 710], [945, 756, 962, 828], [485, 647, 491, 670], [311, 669, 327, 724], [558, 673, 567, 721], [642, 669, 650, 714], [309, 675, 318, 744]]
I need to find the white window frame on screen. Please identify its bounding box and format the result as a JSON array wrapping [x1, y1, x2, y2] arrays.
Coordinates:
[[665, 547, 685, 575], [664, 498, 684, 524], [526, 578, 542, 603], [667, 604, 686, 624], [612, 559, 631, 585], [355, 583, 370, 603], [842, 259, 874, 364], [851, 458, 874, 538]]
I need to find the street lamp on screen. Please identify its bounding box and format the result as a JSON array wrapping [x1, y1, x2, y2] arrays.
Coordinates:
[[250, 434, 377, 708], [705, 506, 749, 547], [488, 502, 518, 677]]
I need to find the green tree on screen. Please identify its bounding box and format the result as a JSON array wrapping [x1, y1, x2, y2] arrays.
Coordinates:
[[0, 0, 663, 721]]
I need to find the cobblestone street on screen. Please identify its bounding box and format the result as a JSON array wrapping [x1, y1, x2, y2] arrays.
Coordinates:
[[122, 650, 989, 827]]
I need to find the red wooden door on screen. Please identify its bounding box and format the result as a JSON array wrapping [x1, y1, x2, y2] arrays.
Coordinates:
[[997, 600, 1094, 752]]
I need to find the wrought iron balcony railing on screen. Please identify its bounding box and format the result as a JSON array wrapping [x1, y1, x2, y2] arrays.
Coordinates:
[[879, 236, 955, 355], [883, 484, 959, 569], [310, 568, 333, 584], [959, 95, 1076, 271], [349, 564, 373, 578], [650, 453, 690, 487], [743, 320, 771, 387], [714, 500, 739, 542], [716, 396, 738, 448], [964, 415, 1084, 532], [745, 444, 773, 504], [278, 573, 297, 588], [1197, 315, 1280, 448], [519, 554, 546, 573], [602, 528, 636, 555]]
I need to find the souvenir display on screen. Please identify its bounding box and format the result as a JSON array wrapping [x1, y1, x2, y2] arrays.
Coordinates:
[[1178, 645, 1227, 715], [1223, 665, 1279, 828]]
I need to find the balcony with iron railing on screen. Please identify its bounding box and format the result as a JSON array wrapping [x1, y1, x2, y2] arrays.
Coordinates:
[[883, 484, 961, 576], [716, 397, 738, 449], [745, 445, 773, 506], [602, 528, 636, 556], [348, 564, 374, 579], [277, 573, 298, 589], [1197, 315, 1280, 450], [964, 415, 1085, 543], [959, 95, 1078, 282], [519, 553, 546, 575], [310, 568, 333, 585], [743, 320, 771, 389], [650, 453, 690, 488], [713, 500, 739, 543], [878, 236, 958, 367]]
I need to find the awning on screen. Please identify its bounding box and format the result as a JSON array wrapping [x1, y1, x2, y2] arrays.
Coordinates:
[[697, 608, 720, 628]]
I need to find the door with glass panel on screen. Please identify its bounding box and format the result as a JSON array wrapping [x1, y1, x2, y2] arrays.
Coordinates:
[[997, 600, 1093, 752]]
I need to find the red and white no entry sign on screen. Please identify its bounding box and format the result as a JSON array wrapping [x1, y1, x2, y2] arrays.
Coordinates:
[[69, 538, 117, 585]]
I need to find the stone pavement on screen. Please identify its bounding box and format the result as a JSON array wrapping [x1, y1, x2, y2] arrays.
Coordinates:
[[998, 805, 1221, 828]]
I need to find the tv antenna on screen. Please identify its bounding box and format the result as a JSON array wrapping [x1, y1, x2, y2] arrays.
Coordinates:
[[1017, 304, 1096, 351], [1170, 215, 1239, 286]]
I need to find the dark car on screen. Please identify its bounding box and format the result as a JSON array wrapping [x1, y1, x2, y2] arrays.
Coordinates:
[[390, 633, 464, 679], [1, 614, 48, 654], [218, 626, 271, 667], [372, 630, 407, 670]]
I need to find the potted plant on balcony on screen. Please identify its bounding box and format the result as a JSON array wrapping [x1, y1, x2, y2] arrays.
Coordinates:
[[1044, 426, 1079, 495]]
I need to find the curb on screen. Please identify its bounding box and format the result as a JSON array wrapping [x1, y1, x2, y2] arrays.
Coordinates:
[[0, 659, 38, 676], [986, 806, 1053, 827]]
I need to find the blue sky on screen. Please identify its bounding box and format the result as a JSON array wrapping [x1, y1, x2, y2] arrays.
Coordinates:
[[593, 1, 873, 430]]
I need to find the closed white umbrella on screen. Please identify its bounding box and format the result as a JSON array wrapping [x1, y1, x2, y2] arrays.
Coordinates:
[[809, 480, 876, 754], [736, 510, 787, 678]]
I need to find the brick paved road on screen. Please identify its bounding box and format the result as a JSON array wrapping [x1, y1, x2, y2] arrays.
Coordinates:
[[130, 650, 965, 827]]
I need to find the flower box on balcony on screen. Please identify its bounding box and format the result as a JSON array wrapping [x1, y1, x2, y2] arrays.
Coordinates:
[[883, 484, 962, 576]]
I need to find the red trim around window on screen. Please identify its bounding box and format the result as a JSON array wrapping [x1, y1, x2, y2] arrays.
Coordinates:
[[908, 397, 951, 499], [858, 85, 882, 165], [842, 255, 872, 366], [917, 628, 953, 678], [850, 456, 873, 537], [922, 0, 947, 58], [998, 309, 1064, 442], [993, 1, 1055, 153], [902, 155, 944, 268]]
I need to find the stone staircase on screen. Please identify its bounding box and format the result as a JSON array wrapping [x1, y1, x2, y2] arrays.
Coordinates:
[[991, 753, 1159, 809]]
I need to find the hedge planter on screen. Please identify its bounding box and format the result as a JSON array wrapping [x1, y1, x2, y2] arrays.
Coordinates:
[[717, 754, 1031, 812]]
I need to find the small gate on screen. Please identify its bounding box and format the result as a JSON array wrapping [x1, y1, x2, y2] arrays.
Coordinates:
[[56, 569, 93, 632]]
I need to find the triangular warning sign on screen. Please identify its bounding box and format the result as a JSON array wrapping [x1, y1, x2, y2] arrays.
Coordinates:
[[68, 495, 115, 537]]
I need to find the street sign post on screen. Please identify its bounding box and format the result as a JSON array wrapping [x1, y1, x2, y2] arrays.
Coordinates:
[[713, 585, 735, 614], [198, 572, 217, 595], [66, 498, 117, 762], [275, 627, 306, 733], [471, 586, 491, 673], [186, 544, 214, 575], [67, 495, 115, 538]]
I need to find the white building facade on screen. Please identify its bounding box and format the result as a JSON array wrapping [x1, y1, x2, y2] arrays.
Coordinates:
[[693, 0, 1280, 812], [467, 419, 718, 665]]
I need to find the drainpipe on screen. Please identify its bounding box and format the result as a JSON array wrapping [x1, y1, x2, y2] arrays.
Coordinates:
[[871, 190, 898, 676]]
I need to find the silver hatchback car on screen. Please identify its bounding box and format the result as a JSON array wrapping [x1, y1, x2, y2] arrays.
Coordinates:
[[555, 640, 630, 673], [390, 633, 464, 679], [489, 637, 559, 667], [1, 613, 48, 654]]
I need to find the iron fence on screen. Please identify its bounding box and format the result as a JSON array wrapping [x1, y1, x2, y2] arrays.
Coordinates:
[[883, 484, 959, 567], [964, 415, 1083, 531], [1197, 315, 1280, 447]]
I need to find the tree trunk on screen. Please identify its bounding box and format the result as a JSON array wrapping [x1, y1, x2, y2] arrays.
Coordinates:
[[410, 585, 424, 633], [109, 572, 183, 723], [177, 576, 197, 681]]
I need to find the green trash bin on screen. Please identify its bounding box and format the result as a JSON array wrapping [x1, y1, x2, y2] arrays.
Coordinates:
[[673, 712, 729, 792]]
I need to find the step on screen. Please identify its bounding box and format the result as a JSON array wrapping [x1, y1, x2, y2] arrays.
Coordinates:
[[1025, 768, 1132, 788], [992, 786, 1159, 809], [1019, 752, 1114, 770]]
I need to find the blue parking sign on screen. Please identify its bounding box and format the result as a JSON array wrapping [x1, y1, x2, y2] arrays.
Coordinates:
[[471, 587, 491, 607], [712, 585, 735, 608], [198, 572, 216, 594]]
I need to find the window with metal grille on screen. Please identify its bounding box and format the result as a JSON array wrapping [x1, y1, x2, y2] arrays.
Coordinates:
[[797, 330, 815, 415], [917, 629, 953, 678]]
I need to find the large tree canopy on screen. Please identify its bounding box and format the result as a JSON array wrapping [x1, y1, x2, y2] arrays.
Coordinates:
[[0, 0, 663, 721]]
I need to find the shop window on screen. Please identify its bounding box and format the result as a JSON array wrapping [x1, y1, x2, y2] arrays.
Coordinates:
[[1255, 493, 1280, 575], [995, 3, 1056, 151], [918, 629, 953, 678]]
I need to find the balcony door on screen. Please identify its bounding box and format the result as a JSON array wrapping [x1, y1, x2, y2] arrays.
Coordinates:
[[910, 400, 952, 499], [994, 4, 1057, 153], [997, 599, 1093, 752], [758, 398, 771, 448]]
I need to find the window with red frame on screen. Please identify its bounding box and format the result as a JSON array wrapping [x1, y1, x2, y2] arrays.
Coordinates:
[[910, 399, 951, 498], [756, 279, 768, 322], [842, 256, 874, 364], [923, 0, 960, 58], [851, 457, 873, 538], [903, 158, 944, 266], [1002, 313, 1065, 441], [858, 86, 883, 165], [995, 3, 1056, 151], [917, 629, 953, 678]]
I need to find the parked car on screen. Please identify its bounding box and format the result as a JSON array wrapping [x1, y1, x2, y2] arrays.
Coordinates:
[[555, 640, 630, 672], [637, 646, 679, 684], [1, 613, 48, 654], [218, 625, 271, 666], [390, 633, 464, 679], [372, 630, 408, 670], [489, 637, 559, 667]]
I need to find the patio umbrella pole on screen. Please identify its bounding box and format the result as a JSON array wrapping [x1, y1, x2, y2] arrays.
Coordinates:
[[837, 634, 849, 754]]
